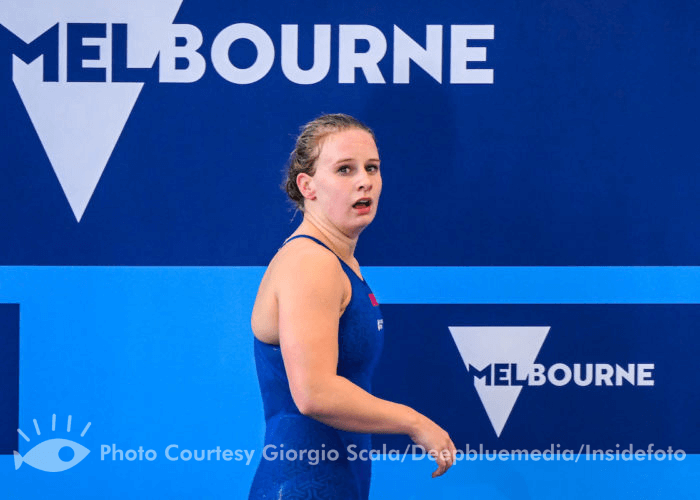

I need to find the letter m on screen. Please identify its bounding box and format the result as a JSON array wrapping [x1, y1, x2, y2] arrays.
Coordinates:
[[2, 23, 59, 81], [468, 364, 492, 386]]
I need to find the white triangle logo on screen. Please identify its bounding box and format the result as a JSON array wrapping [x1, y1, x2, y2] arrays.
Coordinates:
[[449, 326, 550, 437], [13, 58, 143, 221], [1, 0, 184, 221]]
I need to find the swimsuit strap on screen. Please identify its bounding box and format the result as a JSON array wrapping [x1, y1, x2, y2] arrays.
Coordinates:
[[283, 234, 335, 254]]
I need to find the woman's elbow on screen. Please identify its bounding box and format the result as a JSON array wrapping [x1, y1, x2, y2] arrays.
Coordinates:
[[295, 398, 319, 417], [291, 382, 328, 418]]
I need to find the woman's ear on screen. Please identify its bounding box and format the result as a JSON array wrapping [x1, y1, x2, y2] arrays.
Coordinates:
[[297, 172, 316, 201]]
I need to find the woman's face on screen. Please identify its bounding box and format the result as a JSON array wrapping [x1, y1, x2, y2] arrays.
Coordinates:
[[303, 128, 382, 236]]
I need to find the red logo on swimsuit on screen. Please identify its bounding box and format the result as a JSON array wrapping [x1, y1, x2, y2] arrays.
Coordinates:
[[368, 293, 379, 307]]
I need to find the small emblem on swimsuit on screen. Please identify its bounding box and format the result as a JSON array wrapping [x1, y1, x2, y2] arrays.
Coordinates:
[[377, 319, 384, 331], [368, 293, 379, 306]]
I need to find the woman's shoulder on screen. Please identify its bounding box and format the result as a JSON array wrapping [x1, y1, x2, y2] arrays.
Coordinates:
[[268, 236, 344, 285]]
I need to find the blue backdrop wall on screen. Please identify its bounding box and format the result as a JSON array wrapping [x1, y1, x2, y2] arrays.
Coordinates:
[[1, 0, 698, 498]]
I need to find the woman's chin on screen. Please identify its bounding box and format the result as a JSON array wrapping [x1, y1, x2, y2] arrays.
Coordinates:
[[346, 216, 375, 236]]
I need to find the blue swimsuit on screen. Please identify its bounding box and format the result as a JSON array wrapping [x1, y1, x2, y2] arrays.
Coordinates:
[[249, 235, 384, 500]]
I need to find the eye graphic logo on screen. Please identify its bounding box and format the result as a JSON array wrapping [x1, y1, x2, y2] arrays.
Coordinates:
[[14, 414, 91, 472]]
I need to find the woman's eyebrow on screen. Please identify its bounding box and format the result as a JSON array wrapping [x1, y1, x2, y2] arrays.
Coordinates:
[[334, 158, 354, 164], [333, 157, 380, 165]]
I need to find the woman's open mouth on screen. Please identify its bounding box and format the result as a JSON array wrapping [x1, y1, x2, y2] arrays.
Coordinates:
[[352, 198, 372, 213]]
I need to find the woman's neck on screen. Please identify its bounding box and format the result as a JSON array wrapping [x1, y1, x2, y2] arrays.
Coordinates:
[[294, 215, 358, 261]]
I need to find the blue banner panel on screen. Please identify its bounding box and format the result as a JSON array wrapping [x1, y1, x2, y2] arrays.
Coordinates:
[[372, 304, 700, 453], [1, 0, 699, 265], [0, 304, 19, 455]]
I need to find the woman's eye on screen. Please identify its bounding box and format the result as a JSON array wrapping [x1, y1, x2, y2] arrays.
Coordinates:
[[367, 164, 379, 172], [338, 166, 350, 174]]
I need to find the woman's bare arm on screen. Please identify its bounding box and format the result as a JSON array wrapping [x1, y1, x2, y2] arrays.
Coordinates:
[[276, 242, 456, 477]]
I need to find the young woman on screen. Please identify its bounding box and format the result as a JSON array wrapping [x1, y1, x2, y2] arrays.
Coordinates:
[[249, 114, 455, 499]]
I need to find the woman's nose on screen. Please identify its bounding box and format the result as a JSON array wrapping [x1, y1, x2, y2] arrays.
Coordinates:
[[357, 171, 372, 191]]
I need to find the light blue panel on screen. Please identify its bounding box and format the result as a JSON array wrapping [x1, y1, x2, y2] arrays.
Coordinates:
[[0, 266, 698, 499], [370, 455, 699, 499], [0, 267, 267, 498], [364, 266, 700, 304]]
